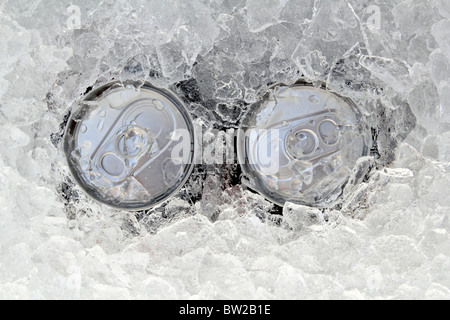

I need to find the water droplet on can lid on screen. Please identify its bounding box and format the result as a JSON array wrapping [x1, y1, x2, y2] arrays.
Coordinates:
[[309, 95, 320, 104], [153, 99, 165, 111]]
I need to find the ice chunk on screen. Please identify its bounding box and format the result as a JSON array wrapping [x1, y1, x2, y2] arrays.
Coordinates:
[[360, 55, 413, 94], [431, 19, 450, 61], [438, 83, 450, 124], [0, 124, 30, 149], [283, 203, 325, 231], [429, 49, 450, 86], [434, 0, 450, 19], [245, 0, 288, 33], [292, 0, 363, 79], [392, 0, 441, 38]]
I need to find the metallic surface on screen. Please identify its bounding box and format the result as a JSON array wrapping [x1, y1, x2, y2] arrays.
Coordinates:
[[64, 81, 195, 210], [237, 83, 371, 207]]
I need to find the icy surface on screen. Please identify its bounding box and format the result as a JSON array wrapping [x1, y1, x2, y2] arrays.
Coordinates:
[[0, 0, 449, 299]]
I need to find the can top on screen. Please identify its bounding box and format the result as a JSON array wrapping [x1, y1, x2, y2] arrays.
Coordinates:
[[237, 84, 371, 207], [64, 81, 195, 211]]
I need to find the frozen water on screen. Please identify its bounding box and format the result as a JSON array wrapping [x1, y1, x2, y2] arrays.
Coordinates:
[[0, 0, 449, 300]]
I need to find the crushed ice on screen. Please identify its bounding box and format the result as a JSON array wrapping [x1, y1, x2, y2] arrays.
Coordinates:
[[0, 0, 449, 299]]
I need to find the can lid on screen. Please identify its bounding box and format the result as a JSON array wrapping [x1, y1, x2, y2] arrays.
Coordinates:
[[64, 81, 195, 211], [237, 84, 371, 207]]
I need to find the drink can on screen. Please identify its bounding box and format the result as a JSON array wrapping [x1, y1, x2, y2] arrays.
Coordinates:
[[237, 83, 371, 207], [63, 81, 195, 210]]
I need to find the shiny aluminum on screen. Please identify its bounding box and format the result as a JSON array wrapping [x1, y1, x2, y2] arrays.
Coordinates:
[[64, 81, 195, 210], [237, 83, 371, 207]]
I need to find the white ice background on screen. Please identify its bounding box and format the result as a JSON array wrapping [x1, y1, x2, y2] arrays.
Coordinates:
[[0, 0, 449, 299]]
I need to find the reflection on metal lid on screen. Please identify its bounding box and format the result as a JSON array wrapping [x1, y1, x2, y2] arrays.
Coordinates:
[[64, 81, 195, 211], [237, 83, 371, 207]]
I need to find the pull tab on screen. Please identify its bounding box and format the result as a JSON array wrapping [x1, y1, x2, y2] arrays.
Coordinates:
[[92, 125, 156, 183], [285, 112, 341, 162]]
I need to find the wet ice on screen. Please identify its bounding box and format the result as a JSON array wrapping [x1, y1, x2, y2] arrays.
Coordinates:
[[0, 0, 449, 299]]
